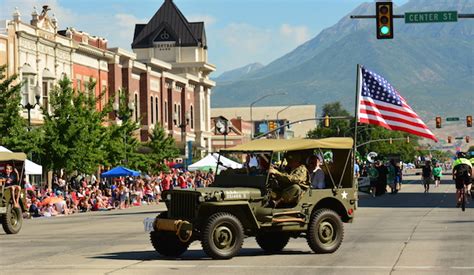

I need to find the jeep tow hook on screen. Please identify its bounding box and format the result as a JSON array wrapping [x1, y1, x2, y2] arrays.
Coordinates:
[[155, 218, 193, 242]]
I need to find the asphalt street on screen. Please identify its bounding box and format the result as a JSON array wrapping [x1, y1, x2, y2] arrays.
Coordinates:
[[1, 175, 473, 275]]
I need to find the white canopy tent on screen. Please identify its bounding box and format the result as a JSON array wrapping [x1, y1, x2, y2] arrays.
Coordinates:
[[0, 146, 43, 175], [188, 153, 242, 172]]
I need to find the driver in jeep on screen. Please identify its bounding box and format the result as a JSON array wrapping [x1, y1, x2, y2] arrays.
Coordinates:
[[268, 152, 310, 207]]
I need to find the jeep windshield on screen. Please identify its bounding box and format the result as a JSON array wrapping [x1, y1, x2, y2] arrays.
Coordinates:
[[211, 151, 273, 190]]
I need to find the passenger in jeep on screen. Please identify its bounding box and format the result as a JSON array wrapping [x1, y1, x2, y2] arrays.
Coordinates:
[[268, 152, 310, 207]]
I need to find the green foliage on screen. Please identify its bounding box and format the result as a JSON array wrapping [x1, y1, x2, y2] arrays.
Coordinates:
[[307, 102, 352, 138], [40, 77, 109, 174], [143, 123, 179, 173], [102, 89, 142, 170], [0, 66, 42, 157]]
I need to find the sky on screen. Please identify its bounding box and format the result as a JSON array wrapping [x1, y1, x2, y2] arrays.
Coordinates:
[[0, 0, 408, 76]]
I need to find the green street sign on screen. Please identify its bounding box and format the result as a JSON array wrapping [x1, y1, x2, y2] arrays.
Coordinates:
[[446, 117, 460, 121], [405, 11, 457, 23], [455, 137, 464, 140]]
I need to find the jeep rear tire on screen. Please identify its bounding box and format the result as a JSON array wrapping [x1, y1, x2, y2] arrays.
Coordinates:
[[256, 232, 290, 253], [307, 208, 344, 253], [150, 212, 190, 257], [201, 212, 244, 259], [2, 203, 23, 234]]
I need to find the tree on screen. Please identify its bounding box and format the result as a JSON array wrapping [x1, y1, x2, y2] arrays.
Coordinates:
[[102, 89, 141, 170], [143, 123, 179, 173], [0, 66, 42, 157], [40, 77, 109, 175], [307, 102, 352, 138]]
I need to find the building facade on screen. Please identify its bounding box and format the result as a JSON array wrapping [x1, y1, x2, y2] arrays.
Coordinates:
[[131, 0, 215, 154], [0, 0, 214, 157], [211, 105, 317, 139]]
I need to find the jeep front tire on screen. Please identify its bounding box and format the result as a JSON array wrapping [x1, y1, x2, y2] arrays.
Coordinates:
[[201, 212, 244, 259], [150, 212, 190, 257], [1, 203, 23, 234], [307, 208, 344, 253]]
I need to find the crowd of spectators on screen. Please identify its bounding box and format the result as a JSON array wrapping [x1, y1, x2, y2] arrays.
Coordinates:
[[24, 169, 215, 218]]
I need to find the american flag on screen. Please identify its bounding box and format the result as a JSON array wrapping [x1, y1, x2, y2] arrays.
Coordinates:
[[357, 65, 438, 142]]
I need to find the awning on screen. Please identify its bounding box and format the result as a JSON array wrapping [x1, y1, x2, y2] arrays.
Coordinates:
[[221, 138, 354, 152], [0, 146, 42, 174]]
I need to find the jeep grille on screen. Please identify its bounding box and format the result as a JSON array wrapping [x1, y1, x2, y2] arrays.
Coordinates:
[[168, 191, 199, 220]]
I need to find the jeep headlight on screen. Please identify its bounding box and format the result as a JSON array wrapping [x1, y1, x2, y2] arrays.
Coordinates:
[[198, 195, 205, 203], [166, 194, 172, 201]]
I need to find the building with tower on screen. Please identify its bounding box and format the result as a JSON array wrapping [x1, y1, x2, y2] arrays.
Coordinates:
[[131, 0, 215, 155]]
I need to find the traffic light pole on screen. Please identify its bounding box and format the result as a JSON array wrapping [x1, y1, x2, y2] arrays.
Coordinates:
[[253, 116, 353, 140], [350, 14, 474, 19]]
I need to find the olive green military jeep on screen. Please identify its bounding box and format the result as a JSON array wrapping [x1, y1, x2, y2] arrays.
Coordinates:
[[0, 152, 28, 234], [145, 138, 357, 259]]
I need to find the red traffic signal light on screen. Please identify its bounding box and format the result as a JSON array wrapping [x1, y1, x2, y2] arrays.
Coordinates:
[[467, 116, 472, 127], [448, 136, 452, 143], [435, 116, 442, 128], [376, 2, 394, 39]]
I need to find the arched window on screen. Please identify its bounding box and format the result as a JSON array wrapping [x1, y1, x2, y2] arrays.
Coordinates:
[[155, 97, 159, 124], [134, 93, 138, 121], [164, 101, 168, 123], [150, 96, 154, 124], [190, 105, 194, 129]]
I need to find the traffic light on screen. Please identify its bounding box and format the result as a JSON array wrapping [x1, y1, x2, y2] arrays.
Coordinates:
[[376, 2, 393, 39], [435, 116, 442, 128], [324, 115, 330, 127], [448, 136, 452, 143], [268, 121, 275, 131], [467, 115, 472, 127], [466, 136, 470, 143]]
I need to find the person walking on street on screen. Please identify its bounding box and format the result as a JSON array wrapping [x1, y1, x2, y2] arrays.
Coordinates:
[[433, 162, 442, 188], [368, 163, 379, 198], [387, 160, 397, 194], [421, 161, 433, 193]]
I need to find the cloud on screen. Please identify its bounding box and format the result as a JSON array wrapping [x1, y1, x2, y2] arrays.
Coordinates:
[[210, 22, 312, 73], [114, 13, 145, 43], [280, 23, 310, 44], [187, 14, 217, 26], [1, 0, 76, 28]]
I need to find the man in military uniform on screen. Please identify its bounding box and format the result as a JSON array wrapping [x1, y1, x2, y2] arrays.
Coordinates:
[[268, 152, 309, 207]]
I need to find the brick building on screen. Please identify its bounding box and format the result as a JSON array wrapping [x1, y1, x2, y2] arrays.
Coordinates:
[[0, 0, 215, 156]]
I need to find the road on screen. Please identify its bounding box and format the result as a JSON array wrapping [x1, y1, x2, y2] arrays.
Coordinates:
[[1, 176, 473, 275]]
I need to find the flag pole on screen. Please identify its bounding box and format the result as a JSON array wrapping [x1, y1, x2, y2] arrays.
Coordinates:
[[353, 64, 362, 171]]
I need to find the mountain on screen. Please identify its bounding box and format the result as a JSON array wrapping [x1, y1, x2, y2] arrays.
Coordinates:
[[213, 63, 264, 83], [211, 0, 474, 120]]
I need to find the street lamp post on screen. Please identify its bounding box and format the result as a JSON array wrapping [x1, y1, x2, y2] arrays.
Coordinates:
[[174, 111, 191, 167], [174, 111, 191, 143], [113, 101, 135, 164], [249, 92, 287, 139], [19, 85, 41, 129]]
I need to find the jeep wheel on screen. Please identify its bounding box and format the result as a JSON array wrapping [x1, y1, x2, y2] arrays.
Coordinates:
[[201, 212, 244, 259], [150, 212, 190, 257], [256, 232, 290, 253], [307, 209, 344, 253], [2, 203, 23, 234]]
